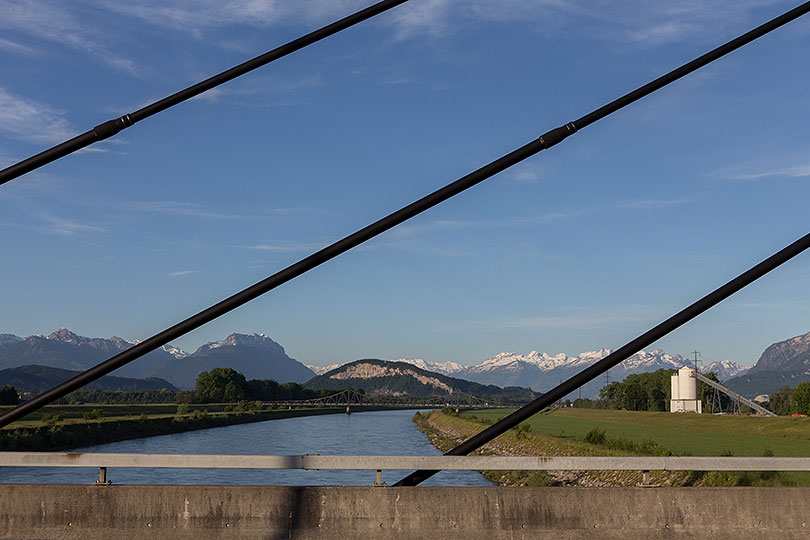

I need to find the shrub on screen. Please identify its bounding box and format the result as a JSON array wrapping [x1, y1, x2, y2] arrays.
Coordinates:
[[83, 409, 104, 421], [584, 426, 606, 445], [511, 423, 531, 439], [40, 414, 62, 426]]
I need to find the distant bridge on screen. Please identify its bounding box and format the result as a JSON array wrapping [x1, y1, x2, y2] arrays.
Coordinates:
[[265, 388, 515, 410]]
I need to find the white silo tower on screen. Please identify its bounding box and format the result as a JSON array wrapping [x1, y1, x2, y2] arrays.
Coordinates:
[[670, 366, 702, 413]]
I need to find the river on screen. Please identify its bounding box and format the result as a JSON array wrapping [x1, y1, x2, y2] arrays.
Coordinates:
[[0, 409, 493, 486]]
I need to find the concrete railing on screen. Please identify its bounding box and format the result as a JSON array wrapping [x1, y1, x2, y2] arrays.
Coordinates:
[[3, 452, 809, 471]]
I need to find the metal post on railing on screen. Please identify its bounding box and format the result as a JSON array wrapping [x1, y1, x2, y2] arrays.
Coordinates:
[[373, 469, 386, 487], [94, 467, 111, 486]]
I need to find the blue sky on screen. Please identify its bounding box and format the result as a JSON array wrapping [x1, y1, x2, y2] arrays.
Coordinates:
[[1, 0, 809, 369]]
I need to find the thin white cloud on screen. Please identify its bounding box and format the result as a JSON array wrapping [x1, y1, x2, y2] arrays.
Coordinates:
[[716, 163, 810, 181], [189, 74, 323, 104], [615, 199, 690, 209], [94, 0, 365, 33], [0, 1, 140, 74], [78, 0, 789, 49], [128, 201, 302, 220], [386, 0, 790, 45], [0, 37, 39, 55], [167, 270, 196, 277], [505, 163, 546, 184], [42, 218, 106, 237], [0, 87, 77, 144], [235, 243, 326, 252]]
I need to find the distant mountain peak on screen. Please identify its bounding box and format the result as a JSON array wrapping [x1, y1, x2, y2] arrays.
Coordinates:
[[329, 360, 454, 394], [702, 360, 749, 380], [0, 334, 22, 345], [305, 359, 536, 401], [197, 333, 284, 353], [46, 328, 81, 343], [156, 332, 312, 389], [748, 330, 810, 374], [388, 358, 465, 375]]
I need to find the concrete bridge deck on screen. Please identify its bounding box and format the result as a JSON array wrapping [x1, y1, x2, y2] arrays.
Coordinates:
[[2, 484, 809, 540]]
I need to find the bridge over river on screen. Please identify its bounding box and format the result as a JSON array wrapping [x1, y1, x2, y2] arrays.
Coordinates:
[[2, 409, 810, 539]]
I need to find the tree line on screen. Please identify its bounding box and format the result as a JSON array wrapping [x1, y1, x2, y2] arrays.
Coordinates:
[[572, 369, 731, 412], [764, 383, 810, 416], [193, 368, 335, 403], [570, 368, 810, 416], [0, 369, 339, 406]]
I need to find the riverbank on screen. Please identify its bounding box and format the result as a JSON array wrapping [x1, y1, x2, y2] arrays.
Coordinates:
[[0, 408, 353, 451], [412, 410, 805, 487]]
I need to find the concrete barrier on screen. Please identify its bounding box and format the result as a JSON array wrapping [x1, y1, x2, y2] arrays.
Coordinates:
[[1, 484, 809, 539]]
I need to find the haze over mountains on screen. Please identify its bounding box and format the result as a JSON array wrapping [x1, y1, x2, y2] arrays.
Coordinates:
[[0, 365, 176, 393], [8, 327, 805, 400], [0, 329, 314, 390]]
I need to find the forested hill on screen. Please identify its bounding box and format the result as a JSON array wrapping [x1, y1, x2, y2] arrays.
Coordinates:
[[305, 359, 537, 403], [0, 365, 177, 392]]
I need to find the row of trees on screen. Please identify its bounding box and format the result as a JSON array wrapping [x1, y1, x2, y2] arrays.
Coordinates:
[[5, 369, 328, 405], [572, 369, 810, 416], [62, 388, 181, 404], [764, 383, 810, 416], [194, 368, 334, 403]]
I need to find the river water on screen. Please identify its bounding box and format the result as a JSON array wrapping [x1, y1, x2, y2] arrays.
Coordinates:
[[0, 410, 493, 486]]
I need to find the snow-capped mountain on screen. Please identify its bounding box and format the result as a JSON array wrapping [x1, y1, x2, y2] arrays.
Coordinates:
[[702, 360, 748, 380], [307, 363, 343, 375], [458, 349, 689, 398], [306, 349, 694, 398], [389, 358, 465, 375]]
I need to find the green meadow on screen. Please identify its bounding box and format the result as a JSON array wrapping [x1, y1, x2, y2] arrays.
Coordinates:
[[463, 408, 810, 457], [0, 403, 231, 428]]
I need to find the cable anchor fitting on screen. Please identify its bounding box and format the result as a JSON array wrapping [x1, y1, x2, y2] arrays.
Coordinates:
[[538, 122, 577, 149], [92, 114, 134, 141]]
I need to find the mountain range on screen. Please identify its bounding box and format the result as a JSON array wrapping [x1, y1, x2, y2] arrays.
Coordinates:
[[0, 329, 315, 390], [2, 328, 780, 398], [312, 351, 749, 398]]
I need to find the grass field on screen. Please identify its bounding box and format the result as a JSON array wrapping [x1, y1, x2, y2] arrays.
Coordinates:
[[463, 408, 810, 458], [0, 403, 231, 429]]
